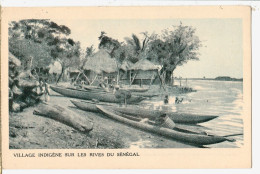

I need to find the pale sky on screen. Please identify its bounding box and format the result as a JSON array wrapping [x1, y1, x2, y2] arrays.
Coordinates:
[[53, 18, 243, 78]]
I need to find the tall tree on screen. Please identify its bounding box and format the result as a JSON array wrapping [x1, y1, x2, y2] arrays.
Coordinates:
[[9, 19, 81, 83], [148, 23, 201, 85], [85, 45, 95, 58], [54, 39, 81, 83], [123, 33, 151, 63], [98, 31, 121, 57]]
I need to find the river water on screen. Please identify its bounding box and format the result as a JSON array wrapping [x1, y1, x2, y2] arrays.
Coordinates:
[[140, 80, 243, 148]]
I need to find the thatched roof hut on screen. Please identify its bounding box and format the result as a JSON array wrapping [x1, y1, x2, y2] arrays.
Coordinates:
[[128, 59, 160, 86], [120, 60, 134, 71], [83, 49, 118, 74], [130, 59, 159, 71]]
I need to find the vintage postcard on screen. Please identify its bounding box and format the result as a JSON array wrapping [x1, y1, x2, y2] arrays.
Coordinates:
[[1, 6, 251, 169]]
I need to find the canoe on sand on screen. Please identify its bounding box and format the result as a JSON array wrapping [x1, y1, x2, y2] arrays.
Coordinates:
[[96, 105, 234, 146], [50, 86, 146, 104], [70, 100, 218, 124], [109, 105, 218, 124], [82, 86, 158, 98], [122, 87, 149, 93]]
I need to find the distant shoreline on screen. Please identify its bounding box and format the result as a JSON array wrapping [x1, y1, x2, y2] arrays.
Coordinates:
[[177, 76, 243, 82]]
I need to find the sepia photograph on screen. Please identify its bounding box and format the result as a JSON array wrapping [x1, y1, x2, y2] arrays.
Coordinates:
[[8, 18, 244, 149], [1, 6, 251, 169]]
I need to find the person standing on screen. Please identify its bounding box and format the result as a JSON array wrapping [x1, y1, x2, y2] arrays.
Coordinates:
[[43, 80, 50, 102]]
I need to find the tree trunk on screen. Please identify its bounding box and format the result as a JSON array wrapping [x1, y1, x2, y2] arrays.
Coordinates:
[[165, 70, 173, 86], [160, 64, 176, 86], [56, 65, 64, 84], [33, 103, 93, 133]]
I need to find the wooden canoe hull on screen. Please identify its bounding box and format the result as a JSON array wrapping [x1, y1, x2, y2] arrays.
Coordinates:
[[83, 86, 158, 98], [97, 105, 229, 146], [123, 88, 149, 92], [50, 86, 145, 104], [113, 107, 218, 124], [71, 100, 102, 113], [71, 100, 218, 124]]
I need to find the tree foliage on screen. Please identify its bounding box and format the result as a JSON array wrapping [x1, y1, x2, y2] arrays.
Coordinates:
[[85, 45, 95, 58], [123, 33, 151, 63], [96, 23, 202, 85], [148, 24, 201, 72], [147, 23, 202, 84], [98, 31, 121, 57], [9, 19, 80, 74]]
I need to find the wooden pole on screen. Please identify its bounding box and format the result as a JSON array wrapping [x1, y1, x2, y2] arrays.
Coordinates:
[[82, 72, 91, 84], [172, 75, 174, 86], [130, 73, 137, 86], [129, 70, 131, 85], [90, 74, 98, 85], [73, 72, 81, 85], [117, 70, 119, 85], [149, 74, 154, 86]]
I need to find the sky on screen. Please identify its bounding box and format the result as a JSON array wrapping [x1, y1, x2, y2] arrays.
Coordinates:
[[53, 18, 243, 78]]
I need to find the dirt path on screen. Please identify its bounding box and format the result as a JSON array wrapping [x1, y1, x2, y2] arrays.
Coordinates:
[[9, 90, 195, 149]]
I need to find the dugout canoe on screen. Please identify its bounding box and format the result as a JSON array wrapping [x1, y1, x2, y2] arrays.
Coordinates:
[[110, 106, 218, 124], [83, 85, 149, 93], [71, 100, 106, 113], [97, 105, 233, 146], [82, 86, 158, 98], [131, 92, 160, 98], [122, 87, 149, 93], [51, 86, 146, 104], [71, 100, 218, 124]]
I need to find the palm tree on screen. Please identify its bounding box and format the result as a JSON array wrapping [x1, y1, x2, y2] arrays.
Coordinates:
[[124, 33, 150, 61]]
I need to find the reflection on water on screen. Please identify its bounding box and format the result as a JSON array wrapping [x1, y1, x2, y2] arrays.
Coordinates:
[[135, 80, 244, 148]]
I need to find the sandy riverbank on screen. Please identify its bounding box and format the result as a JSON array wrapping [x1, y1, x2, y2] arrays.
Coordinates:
[[9, 87, 196, 149]]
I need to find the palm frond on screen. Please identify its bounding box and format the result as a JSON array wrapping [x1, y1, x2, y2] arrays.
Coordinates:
[[132, 34, 141, 52]]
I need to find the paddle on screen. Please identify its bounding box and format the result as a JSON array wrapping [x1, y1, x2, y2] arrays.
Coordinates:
[[223, 133, 243, 137], [222, 133, 243, 142]]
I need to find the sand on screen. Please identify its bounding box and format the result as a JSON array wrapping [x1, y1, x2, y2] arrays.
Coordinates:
[[9, 88, 195, 149]]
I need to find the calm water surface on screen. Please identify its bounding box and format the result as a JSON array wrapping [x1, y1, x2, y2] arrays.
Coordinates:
[[140, 80, 243, 148]]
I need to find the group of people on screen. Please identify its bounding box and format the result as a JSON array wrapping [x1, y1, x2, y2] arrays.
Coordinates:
[[98, 77, 119, 94]]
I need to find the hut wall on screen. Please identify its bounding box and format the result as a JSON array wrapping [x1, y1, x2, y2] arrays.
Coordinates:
[[68, 72, 80, 79], [132, 78, 160, 85], [84, 70, 117, 85], [130, 70, 159, 85], [119, 69, 128, 80], [134, 70, 157, 79], [85, 70, 97, 83], [102, 72, 118, 84]]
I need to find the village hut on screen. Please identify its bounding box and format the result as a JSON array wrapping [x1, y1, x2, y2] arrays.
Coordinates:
[[129, 59, 160, 86], [83, 49, 118, 85], [66, 67, 81, 79], [119, 60, 134, 82]]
